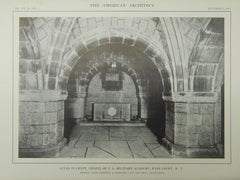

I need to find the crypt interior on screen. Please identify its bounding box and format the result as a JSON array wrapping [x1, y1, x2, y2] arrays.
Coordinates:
[[19, 17, 224, 158]]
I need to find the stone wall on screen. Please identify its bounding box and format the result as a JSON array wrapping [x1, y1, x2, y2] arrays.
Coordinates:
[[86, 72, 138, 119]]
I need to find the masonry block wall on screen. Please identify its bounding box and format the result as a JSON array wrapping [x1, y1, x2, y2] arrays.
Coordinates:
[[86, 72, 138, 119]]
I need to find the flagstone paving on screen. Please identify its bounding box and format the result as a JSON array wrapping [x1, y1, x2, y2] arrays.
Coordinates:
[[55, 124, 171, 158]]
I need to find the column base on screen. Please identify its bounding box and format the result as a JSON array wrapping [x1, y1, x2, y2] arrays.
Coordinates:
[[162, 138, 220, 158], [19, 138, 67, 158]]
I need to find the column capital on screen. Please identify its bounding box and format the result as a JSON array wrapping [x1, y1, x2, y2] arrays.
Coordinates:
[[20, 90, 68, 102]]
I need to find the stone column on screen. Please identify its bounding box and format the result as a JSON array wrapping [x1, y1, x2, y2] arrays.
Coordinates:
[[65, 92, 87, 123], [139, 93, 148, 121], [162, 93, 223, 158], [214, 94, 224, 157], [19, 90, 68, 157]]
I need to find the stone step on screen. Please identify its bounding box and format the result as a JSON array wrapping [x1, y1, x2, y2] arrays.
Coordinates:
[[78, 122, 146, 126]]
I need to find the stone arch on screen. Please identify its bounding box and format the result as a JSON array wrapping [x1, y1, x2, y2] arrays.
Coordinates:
[[77, 61, 143, 96], [58, 35, 173, 93], [188, 18, 224, 93], [45, 17, 185, 94], [64, 42, 165, 123], [19, 18, 43, 90], [213, 54, 224, 92], [160, 17, 188, 92], [80, 62, 142, 120], [64, 56, 147, 122], [19, 18, 41, 59], [20, 17, 223, 94]]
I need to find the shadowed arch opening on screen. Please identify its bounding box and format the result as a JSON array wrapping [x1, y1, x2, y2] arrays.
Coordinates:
[[58, 34, 174, 94], [64, 43, 166, 141]]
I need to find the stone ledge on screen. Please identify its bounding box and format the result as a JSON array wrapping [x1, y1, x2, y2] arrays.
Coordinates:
[[19, 101, 64, 113], [66, 97, 85, 103], [162, 137, 221, 158], [20, 90, 68, 102], [162, 92, 220, 103], [19, 138, 67, 158], [68, 92, 87, 98]]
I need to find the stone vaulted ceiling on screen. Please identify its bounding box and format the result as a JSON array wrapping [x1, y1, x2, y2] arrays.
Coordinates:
[[19, 17, 224, 95]]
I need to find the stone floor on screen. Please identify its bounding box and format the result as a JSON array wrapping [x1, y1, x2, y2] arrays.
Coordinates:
[[55, 124, 171, 158]]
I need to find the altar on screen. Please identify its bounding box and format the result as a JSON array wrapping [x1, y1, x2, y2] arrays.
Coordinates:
[[93, 103, 131, 121]]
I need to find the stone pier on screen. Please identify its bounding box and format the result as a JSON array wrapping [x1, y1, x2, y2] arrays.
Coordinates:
[[65, 92, 87, 123], [162, 93, 223, 158], [19, 90, 67, 157]]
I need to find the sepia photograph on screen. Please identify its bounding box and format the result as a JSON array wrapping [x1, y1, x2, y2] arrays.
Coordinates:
[[18, 17, 225, 159]]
